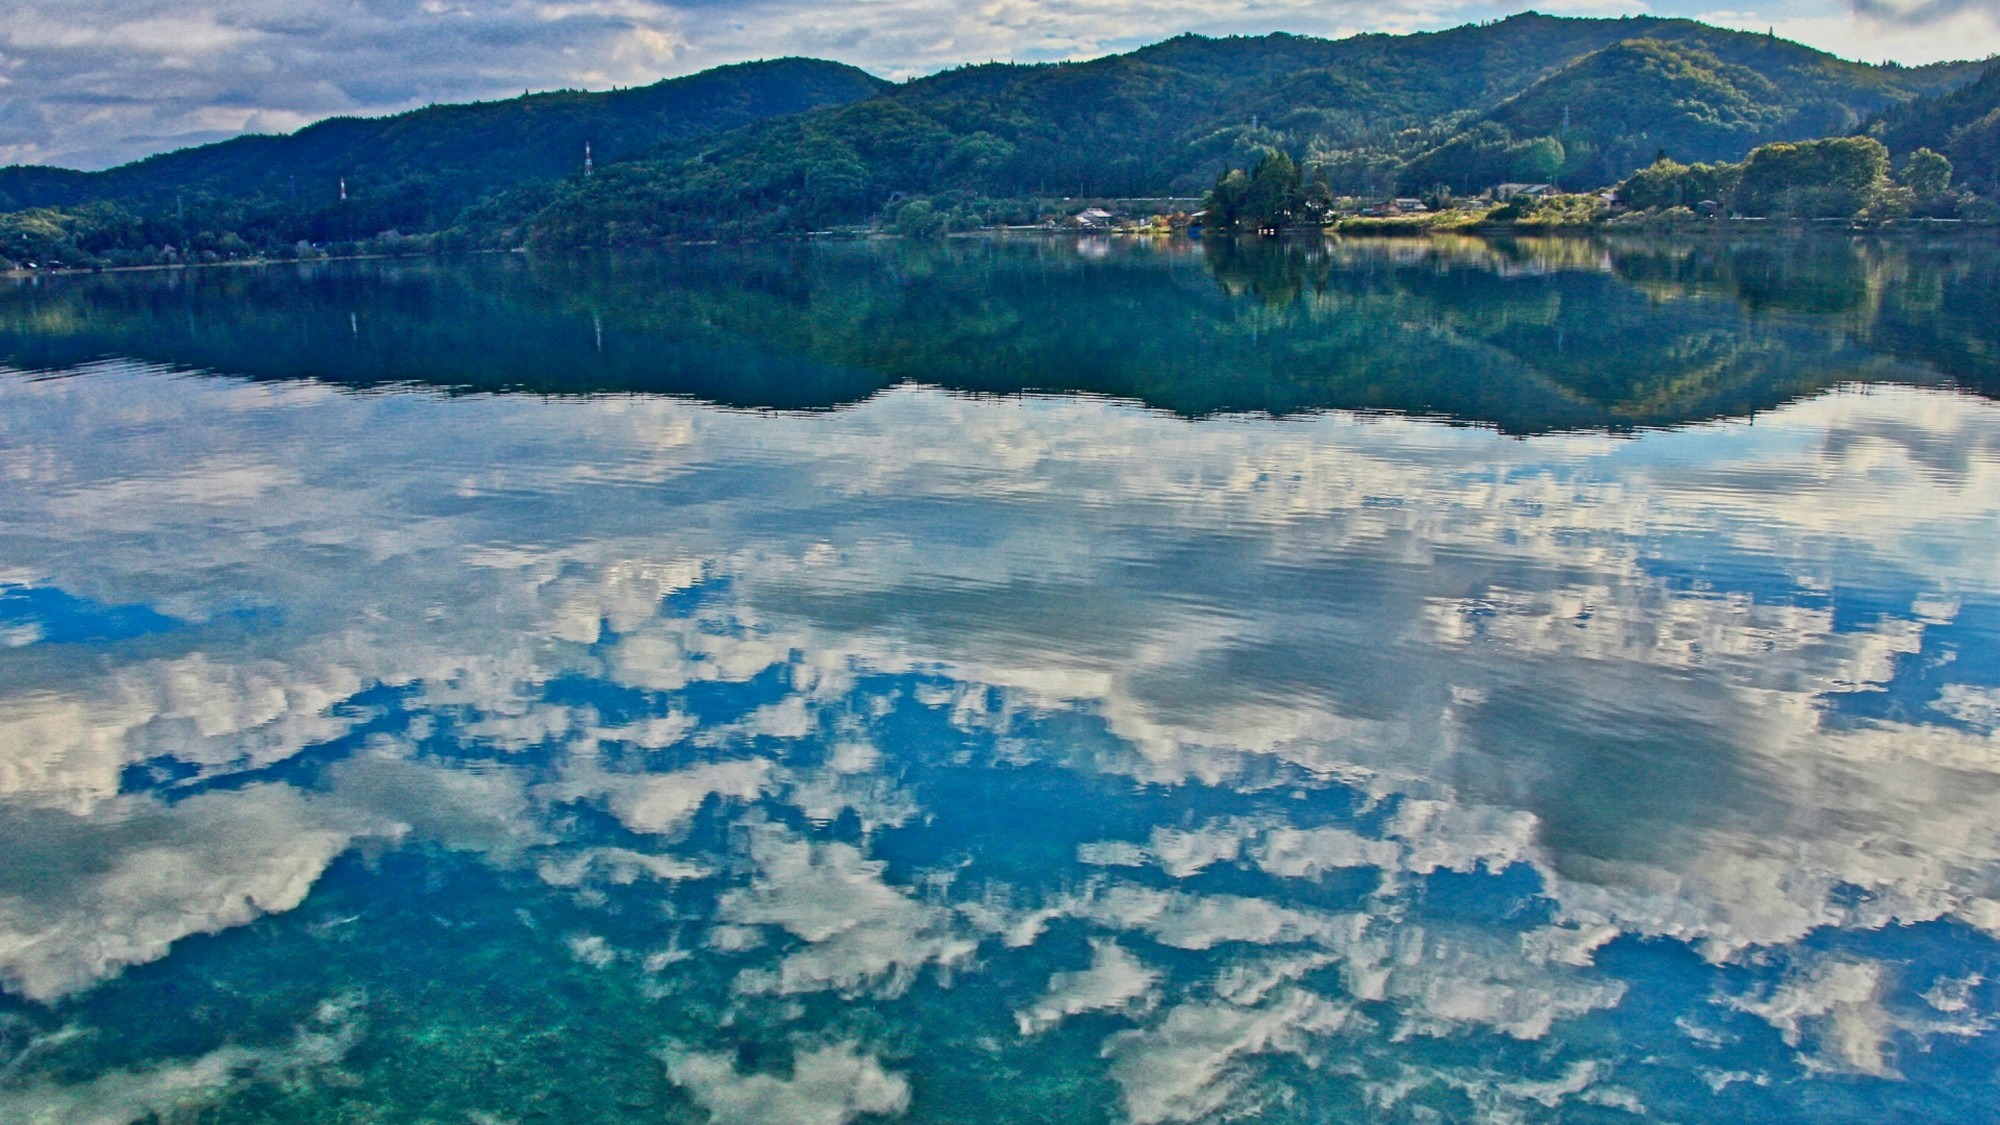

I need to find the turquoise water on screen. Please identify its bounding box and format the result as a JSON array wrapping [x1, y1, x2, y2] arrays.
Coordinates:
[[1, 236, 1998, 1123]]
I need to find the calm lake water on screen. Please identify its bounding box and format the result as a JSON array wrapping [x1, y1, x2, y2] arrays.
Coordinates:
[[1, 235, 1998, 1123]]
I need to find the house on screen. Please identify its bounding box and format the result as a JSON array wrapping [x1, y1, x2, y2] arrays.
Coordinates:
[[1069, 207, 1118, 229], [1488, 183, 1557, 201], [1360, 199, 1424, 217]]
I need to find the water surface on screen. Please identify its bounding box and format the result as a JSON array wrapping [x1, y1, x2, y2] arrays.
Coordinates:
[[2, 235, 1998, 1124]]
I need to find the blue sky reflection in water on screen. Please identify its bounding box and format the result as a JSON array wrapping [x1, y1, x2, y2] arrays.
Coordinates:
[[1, 239, 2000, 1123]]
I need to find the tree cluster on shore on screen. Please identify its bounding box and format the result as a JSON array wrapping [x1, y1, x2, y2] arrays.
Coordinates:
[[1199, 135, 1985, 234], [1615, 137, 1979, 220]]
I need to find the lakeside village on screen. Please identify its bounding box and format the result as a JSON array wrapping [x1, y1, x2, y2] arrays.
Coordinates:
[[1045, 181, 1566, 237]]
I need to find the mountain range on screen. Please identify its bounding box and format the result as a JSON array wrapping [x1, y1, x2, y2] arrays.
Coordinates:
[[0, 58, 886, 244], [0, 12, 1994, 260]]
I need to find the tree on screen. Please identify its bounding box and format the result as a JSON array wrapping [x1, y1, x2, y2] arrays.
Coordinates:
[[1304, 168, 1336, 219], [1203, 151, 1309, 231], [1902, 147, 1952, 198], [1734, 136, 1889, 218], [1510, 136, 1565, 183], [1202, 168, 1252, 229], [893, 198, 946, 239], [1244, 150, 1306, 228], [1618, 156, 1742, 210]]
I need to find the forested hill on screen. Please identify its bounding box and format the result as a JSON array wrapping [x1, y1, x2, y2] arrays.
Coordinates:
[[1864, 59, 2000, 194], [0, 58, 888, 219], [531, 13, 1979, 243], [1402, 33, 1969, 192]]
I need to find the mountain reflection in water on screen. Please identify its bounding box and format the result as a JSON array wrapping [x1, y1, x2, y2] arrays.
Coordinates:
[[3, 233, 1996, 430], [0, 235, 1998, 1124]]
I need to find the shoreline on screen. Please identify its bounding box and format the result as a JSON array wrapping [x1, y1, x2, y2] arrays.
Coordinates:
[[0, 245, 524, 282], [8, 219, 1998, 283]]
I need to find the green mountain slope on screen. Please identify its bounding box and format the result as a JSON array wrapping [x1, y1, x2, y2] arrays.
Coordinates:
[[1401, 33, 1972, 191], [0, 58, 888, 228], [532, 15, 1981, 243], [537, 13, 1729, 243], [1866, 59, 2000, 193]]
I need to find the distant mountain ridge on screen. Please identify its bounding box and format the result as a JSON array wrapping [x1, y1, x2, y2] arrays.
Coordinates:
[[0, 58, 888, 222]]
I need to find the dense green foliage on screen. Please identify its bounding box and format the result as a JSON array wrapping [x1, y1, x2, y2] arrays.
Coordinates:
[[1397, 34, 1958, 193], [1735, 136, 1890, 217], [1613, 134, 1982, 220], [1903, 148, 1953, 197], [1201, 151, 1335, 230], [1616, 158, 1743, 210], [1866, 59, 2000, 195]]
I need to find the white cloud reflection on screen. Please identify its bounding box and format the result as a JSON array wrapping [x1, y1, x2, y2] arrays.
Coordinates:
[[0, 995, 362, 1124], [663, 1039, 910, 1125], [0, 784, 394, 1002], [1, 346, 1999, 1113]]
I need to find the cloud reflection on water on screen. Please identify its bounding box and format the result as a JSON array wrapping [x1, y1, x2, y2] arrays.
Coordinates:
[[0, 348, 1997, 1118]]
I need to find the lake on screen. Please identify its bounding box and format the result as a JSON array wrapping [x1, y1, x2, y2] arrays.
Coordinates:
[[1, 234, 1997, 1123]]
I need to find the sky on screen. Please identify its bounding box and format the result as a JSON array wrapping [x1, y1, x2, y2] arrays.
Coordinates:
[[0, 0, 1996, 171]]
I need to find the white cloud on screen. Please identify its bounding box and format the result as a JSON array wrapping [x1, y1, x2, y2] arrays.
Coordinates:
[[0, 0, 699, 168], [0, 994, 362, 1124], [1701, 3, 2000, 63], [1088, 885, 1335, 950], [1254, 825, 1401, 879], [536, 844, 709, 886], [1320, 913, 1630, 1040], [1726, 956, 1901, 1077], [719, 827, 976, 997], [1016, 939, 1160, 1034], [1102, 986, 1350, 1125], [0, 746, 556, 1002], [0, 784, 398, 1002], [663, 1040, 910, 1125], [606, 758, 773, 835]]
